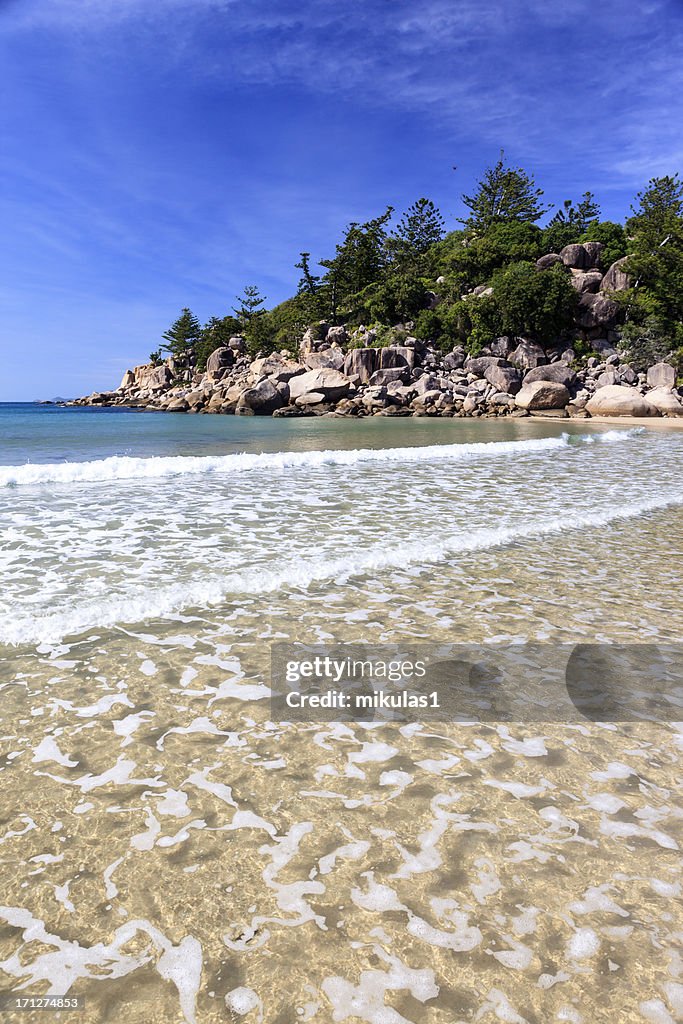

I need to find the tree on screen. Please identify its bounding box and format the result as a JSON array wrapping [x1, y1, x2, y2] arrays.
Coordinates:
[[233, 285, 266, 327], [295, 252, 320, 295], [542, 192, 600, 253], [627, 174, 683, 249], [460, 152, 549, 233], [578, 221, 627, 269], [387, 198, 445, 274], [233, 286, 276, 357], [161, 308, 202, 357], [492, 261, 577, 344], [294, 251, 324, 322], [195, 314, 241, 370], [548, 192, 600, 233], [623, 175, 683, 342], [319, 207, 393, 322], [450, 222, 544, 288], [357, 274, 430, 325]]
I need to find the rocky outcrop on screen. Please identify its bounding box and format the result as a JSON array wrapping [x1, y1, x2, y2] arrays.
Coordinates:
[[570, 269, 603, 294], [235, 379, 285, 416], [644, 386, 683, 417], [251, 354, 304, 382], [585, 385, 656, 417], [559, 242, 604, 270], [75, 313, 681, 422], [647, 362, 676, 389], [601, 258, 631, 293], [508, 340, 546, 370], [515, 380, 570, 411], [288, 368, 352, 403], [206, 347, 234, 379], [576, 293, 620, 330], [484, 363, 522, 394], [304, 348, 345, 371], [343, 348, 377, 382], [536, 253, 562, 270], [524, 363, 576, 388]]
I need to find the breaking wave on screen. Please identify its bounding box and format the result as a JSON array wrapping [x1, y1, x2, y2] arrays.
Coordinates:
[[0, 429, 643, 488]]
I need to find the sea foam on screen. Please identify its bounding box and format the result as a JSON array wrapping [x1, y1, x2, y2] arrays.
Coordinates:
[[2, 485, 679, 646], [0, 429, 642, 488]]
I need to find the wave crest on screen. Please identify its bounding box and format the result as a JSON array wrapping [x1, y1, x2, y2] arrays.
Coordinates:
[[0, 429, 642, 488]]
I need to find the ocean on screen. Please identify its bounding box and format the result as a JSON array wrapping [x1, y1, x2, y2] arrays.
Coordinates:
[[0, 403, 682, 1023]]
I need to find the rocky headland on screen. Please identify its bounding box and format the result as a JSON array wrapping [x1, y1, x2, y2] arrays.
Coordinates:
[[72, 242, 683, 420]]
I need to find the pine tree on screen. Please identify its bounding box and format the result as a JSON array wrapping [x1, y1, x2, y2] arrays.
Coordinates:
[[460, 152, 549, 233], [388, 198, 445, 274], [319, 207, 393, 322], [161, 308, 202, 357], [548, 191, 600, 233], [232, 285, 266, 328], [295, 252, 320, 295], [627, 174, 683, 251], [624, 174, 683, 342]]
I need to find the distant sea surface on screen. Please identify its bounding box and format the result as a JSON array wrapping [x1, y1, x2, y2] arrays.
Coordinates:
[[0, 402, 682, 1022]]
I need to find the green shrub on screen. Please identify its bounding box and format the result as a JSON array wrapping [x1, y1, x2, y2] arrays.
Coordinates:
[[492, 261, 577, 345]]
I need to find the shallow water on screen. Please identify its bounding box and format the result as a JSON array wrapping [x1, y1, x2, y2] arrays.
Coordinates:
[[0, 406, 682, 1023]]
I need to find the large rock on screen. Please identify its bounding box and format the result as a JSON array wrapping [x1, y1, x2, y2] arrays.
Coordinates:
[[343, 348, 377, 383], [206, 346, 234, 379], [581, 241, 604, 268], [576, 293, 620, 329], [228, 336, 247, 353], [119, 369, 135, 390], [524, 363, 576, 388], [464, 355, 505, 377], [536, 253, 562, 270], [235, 379, 285, 416], [294, 392, 327, 408], [601, 257, 631, 293], [442, 347, 466, 371], [288, 368, 352, 402], [370, 367, 409, 386], [326, 325, 347, 346], [560, 243, 589, 269], [185, 390, 206, 410], [515, 380, 570, 411], [141, 364, 173, 389], [570, 269, 603, 294], [484, 364, 522, 395], [413, 374, 442, 396], [166, 396, 189, 412], [508, 339, 547, 370], [647, 362, 676, 389], [301, 323, 329, 346], [379, 346, 414, 371], [489, 336, 514, 358], [645, 387, 683, 417], [251, 354, 303, 381], [304, 348, 345, 371], [595, 369, 618, 389], [585, 385, 655, 417]]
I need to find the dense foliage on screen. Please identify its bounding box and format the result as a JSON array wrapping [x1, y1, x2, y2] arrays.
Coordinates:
[[156, 158, 683, 368]]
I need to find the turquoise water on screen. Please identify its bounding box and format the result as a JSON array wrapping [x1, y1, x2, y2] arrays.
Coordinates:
[[0, 401, 602, 463]]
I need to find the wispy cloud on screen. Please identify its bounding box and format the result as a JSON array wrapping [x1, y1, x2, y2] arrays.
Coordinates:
[[4, 0, 681, 190]]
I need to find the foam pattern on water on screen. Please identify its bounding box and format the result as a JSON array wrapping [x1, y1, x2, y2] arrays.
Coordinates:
[[1, 421, 682, 1022]]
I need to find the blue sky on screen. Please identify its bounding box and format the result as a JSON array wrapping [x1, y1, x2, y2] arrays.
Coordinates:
[[1, 0, 682, 400]]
